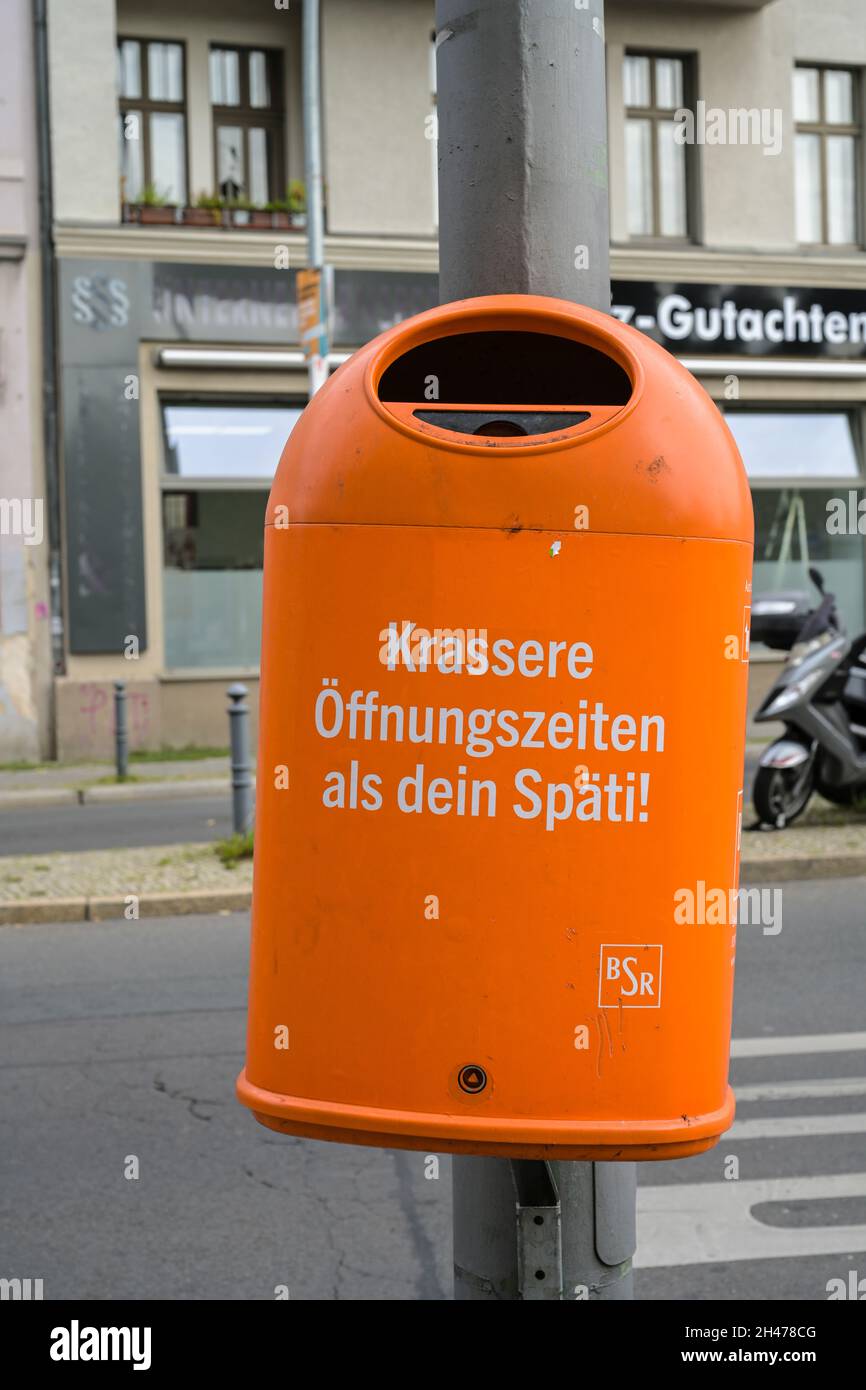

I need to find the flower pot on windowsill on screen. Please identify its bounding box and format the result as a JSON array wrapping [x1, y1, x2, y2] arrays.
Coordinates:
[[138, 204, 179, 225], [264, 210, 291, 229], [238, 210, 275, 229], [183, 206, 223, 227], [289, 211, 307, 229]]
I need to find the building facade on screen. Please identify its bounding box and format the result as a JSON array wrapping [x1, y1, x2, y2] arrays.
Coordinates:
[[0, 0, 53, 760], [10, 0, 866, 757]]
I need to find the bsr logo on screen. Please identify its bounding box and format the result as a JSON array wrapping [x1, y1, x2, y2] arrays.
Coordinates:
[[599, 944, 663, 1009]]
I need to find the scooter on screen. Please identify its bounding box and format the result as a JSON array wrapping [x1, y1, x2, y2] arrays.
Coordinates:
[[752, 567, 866, 828]]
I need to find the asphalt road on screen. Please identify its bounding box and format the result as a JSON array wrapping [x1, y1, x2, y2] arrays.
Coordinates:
[[0, 796, 233, 856], [0, 874, 863, 1301], [0, 752, 761, 857]]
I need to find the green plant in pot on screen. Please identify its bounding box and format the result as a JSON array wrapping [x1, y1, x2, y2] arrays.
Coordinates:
[[138, 183, 176, 223], [140, 183, 170, 208], [188, 191, 226, 225]]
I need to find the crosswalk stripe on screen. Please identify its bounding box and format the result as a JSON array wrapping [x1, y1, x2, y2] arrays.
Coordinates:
[[732, 1032, 866, 1058], [736, 1077, 866, 1102], [636, 1172, 866, 1268], [729, 1112, 866, 1140], [634, 1031, 866, 1269]]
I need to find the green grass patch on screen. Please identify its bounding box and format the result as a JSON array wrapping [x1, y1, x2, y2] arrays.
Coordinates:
[[0, 746, 227, 774], [214, 830, 255, 869]]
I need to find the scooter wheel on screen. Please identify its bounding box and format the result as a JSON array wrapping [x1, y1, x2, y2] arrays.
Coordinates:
[[753, 764, 814, 829]]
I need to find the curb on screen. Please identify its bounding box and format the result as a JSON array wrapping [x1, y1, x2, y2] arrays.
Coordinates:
[[740, 853, 866, 883], [0, 887, 252, 926], [0, 778, 236, 809], [82, 779, 232, 803], [2, 851, 865, 926], [0, 897, 89, 924], [0, 788, 79, 809]]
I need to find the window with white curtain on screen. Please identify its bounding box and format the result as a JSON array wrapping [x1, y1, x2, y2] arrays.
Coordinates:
[[794, 66, 860, 247], [117, 37, 187, 205], [623, 52, 691, 240]]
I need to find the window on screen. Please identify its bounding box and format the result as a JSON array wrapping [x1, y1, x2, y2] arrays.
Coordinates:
[[794, 66, 859, 246], [118, 38, 187, 205], [210, 46, 285, 205], [160, 400, 303, 669], [624, 53, 690, 240], [725, 410, 864, 634]]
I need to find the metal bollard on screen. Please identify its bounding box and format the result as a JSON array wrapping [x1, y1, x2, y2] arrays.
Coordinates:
[[114, 680, 128, 781], [227, 683, 253, 835]]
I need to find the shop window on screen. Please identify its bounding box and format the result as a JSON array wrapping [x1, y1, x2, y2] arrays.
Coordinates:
[[118, 38, 187, 205], [623, 52, 692, 240], [210, 46, 285, 205], [725, 410, 864, 636], [794, 65, 860, 246], [160, 400, 303, 670]]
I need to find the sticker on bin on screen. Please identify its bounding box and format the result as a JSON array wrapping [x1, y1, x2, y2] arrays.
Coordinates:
[[598, 944, 663, 1009]]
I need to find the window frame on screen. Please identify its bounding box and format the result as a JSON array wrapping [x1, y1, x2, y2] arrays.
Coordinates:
[[721, 403, 866, 640], [720, 403, 864, 488], [794, 63, 861, 250], [159, 392, 307, 491], [157, 390, 306, 673], [209, 44, 286, 206], [623, 49, 697, 245], [117, 35, 189, 206]]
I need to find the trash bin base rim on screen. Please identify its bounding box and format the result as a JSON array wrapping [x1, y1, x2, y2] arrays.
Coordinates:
[[236, 1069, 733, 1162]]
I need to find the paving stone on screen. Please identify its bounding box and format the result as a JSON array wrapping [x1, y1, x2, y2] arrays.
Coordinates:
[[0, 843, 252, 903]]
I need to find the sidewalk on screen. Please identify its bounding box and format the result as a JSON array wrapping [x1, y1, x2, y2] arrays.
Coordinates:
[[741, 815, 866, 882], [1, 805, 865, 924], [0, 755, 250, 807], [0, 842, 253, 924]]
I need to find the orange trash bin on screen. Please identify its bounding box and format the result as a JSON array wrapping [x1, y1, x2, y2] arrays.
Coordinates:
[[236, 293, 754, 1161]]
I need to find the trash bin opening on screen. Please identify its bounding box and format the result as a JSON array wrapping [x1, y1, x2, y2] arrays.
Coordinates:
[[377, 331, 632, 407], [412, 409, 592, 437]]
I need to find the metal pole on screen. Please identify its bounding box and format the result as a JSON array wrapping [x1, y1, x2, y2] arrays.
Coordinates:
[[436, 0, 636, 1301], [302, 0, 329, 397], [34, 0, 66, 746], [436, 0, 611, 309], [113, 681, 128, 781], [227, 683, 253, 836]]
